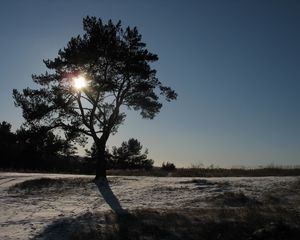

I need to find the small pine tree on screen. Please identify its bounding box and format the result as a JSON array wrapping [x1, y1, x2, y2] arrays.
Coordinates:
[[162, 161, 176, 171], [111, 138, 154, 170]]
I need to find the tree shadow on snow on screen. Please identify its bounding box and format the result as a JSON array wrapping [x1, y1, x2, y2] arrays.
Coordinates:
[[94, 178, 128, 215], [32, 209, 300, 240], [32, 180, 300, 240], [33, 179, 135, 240]]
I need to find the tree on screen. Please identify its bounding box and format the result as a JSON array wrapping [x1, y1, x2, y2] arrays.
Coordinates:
[[0, 121, 76, 170], [13, 16, 177, 179], [111, 138, 154, 170], [16, 126, 76, 166], [162, 162, 176, 171], [0, 121, 17, 168]]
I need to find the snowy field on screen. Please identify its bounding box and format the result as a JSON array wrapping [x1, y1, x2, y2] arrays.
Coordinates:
[[0, 172, 299, 239]]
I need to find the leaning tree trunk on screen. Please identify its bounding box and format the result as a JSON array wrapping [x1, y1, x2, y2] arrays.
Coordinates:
[[95, 146, 107, 180]]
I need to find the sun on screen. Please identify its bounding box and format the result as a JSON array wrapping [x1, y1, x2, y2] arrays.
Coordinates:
[[73, 76, 86, 90]]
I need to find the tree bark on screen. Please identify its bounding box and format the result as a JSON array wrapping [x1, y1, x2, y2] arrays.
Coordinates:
[[95, 146, 107, 180]]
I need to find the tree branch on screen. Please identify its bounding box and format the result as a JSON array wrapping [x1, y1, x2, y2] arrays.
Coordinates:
[[76, 92, 90, 129]]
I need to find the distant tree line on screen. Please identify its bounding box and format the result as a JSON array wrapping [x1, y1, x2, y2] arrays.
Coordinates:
[[0, 121, 154, 173], [0, 121, 79, 172]]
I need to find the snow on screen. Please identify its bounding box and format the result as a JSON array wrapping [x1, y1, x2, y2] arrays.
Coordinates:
[[0, 172, 299, 239]]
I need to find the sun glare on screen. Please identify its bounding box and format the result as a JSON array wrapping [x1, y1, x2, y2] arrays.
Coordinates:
[[73, 76, 86, 90]]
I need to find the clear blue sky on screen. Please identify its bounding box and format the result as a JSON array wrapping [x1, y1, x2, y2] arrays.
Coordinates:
[[0, 0, 299, 167]]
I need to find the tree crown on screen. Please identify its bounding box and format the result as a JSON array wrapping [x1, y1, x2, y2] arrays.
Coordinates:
[[13, 16, 177, 146]]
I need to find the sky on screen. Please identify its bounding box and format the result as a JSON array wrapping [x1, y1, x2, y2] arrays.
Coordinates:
[[0, 0, 299, 168]]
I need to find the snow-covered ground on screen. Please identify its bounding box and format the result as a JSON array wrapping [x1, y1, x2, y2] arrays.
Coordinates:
[[0, 172, 299, 239]]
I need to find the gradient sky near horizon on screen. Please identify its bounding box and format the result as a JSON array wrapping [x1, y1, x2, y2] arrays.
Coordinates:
[[0, 0, 299, 167]]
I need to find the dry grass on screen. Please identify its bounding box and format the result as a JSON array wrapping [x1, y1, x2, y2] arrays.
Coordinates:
[[7, 177, 300, 239], [33, 208, 300, 240], [108, 167, 300, 177], [7, 178, 94, 196]]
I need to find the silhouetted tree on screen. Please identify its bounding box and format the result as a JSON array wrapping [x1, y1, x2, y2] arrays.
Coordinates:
[[15, 126, 76, 169], [13, 16, 177, 179], [0, 121, 17, 168], [111, 138, 154, 169], [0, 121, 12, 134], [0, 121, 78, 171], [162, 161, 176, 171]]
